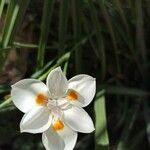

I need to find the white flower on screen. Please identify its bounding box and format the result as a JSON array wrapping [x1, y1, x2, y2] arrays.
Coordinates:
[[11, 67, 96, 150]]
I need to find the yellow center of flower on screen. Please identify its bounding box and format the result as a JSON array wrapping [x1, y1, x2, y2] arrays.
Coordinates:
[[53, 120, 64, 131], [36, 94, 47, 105], [66, 90, 78, 101]]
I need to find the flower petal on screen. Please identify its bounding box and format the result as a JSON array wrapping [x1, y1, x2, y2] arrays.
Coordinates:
[[11, 79, 49, 113], [42, 124, 77, 150], [63, 106, 95, 133], [20, 107, 52, 133], [46, 67, 68, 99], [68, 74, 96, 107]]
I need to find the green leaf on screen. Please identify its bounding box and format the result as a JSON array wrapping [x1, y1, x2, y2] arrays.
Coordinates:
[[58, 0, 69, 56], [38, 52, 70, 81], [37, 0, 55, 70], [1, 0, 30, 48], [0, 84, 10, 94], [94, 95, 109, 150], [0, 0, 5, 20], [98, 0, 121, 74], [72, 0, 82, 73], [31, 59, 54, 79], [106, 86, 150, 97], [0, 98, 12, 110], [88, 0, 106, 80]]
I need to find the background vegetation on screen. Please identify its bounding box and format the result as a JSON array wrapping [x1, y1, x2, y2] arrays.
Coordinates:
[[0, 0, 150, 149]]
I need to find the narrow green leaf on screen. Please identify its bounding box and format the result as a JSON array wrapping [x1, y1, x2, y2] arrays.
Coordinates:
[[106, 86, 150, 97], [13, 42, 38, 49], [0, 0, 5, 19], [37, 0, 55, 70], [1, 0, 30, 48], [31, 59, 54, 79], [0, 105, 15, 113], [58, 0, 69, 56], [117, 100, 141, 150], [135, 0, 146, 63], [72, 0, 83, 73], [81, 12, 100, 60], [0, 98, 12, 110], [38, 52, 70, 81], [88, 0, 106, 80], [13, 42, 57, 50], [0, 84, 10, 94], [94, 95, 109, 150], [113, 0, 130, 36], [63, 60, 69, 76], [98, 0, 121, 74]]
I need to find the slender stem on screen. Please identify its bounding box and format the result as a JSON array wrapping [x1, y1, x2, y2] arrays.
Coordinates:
[[0, 98, 12, 109]]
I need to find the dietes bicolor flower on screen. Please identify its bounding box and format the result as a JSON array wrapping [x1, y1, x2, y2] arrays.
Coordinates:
[[11, 67, 96, 150]]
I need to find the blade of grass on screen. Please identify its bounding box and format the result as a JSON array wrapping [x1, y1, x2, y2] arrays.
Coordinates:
[[0, 0, 5, 19], [72, 0, 82, 73], [135, 0, 146, 63], [112, 17, 143, 75], [63, 60, 69, 76], [113, 0, 130, 37], [31, 59, 54, 79], [98, 0, 121, 74], [36, 0, 55, 70], [143, 100, 150, 145], [13, 42, 38, 49], [117, 99, 141, 150], [58, 0, 69, 56], [81, 10, 101, 60], [9, 0, 30, 43], [13, 42, 58, 50], [0, 84, 10, 94], [106, 86, 150, 97], [94, 94, 109, 150], [0, 97, 11, 110], [38, 52, 70, 81], [35, 31, 95, 79], [88, 0, 106, 80], [0, 105, 16, 113], [1, 0, 30, 48]]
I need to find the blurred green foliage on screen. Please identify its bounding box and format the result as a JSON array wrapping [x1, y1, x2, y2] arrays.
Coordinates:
[[0, 0, 150, 150]]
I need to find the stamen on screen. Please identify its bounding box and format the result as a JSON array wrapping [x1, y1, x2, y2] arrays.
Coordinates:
[[53, 120, 64, 131], [66, 90, 78, 101], [36, 94, 47, 105]]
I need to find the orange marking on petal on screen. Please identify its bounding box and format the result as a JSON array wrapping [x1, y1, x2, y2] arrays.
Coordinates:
[[53, 120, 64, 131], [36, 94, 47, 105], [66, 90, 78, 101]]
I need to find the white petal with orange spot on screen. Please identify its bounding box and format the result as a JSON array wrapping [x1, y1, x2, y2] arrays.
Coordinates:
[[68, 74, 96, 107], [66, 89, 85, 107], [11, 79, 49, 113], [20, 107, 52, 133], [42, 123, 77, 150]]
